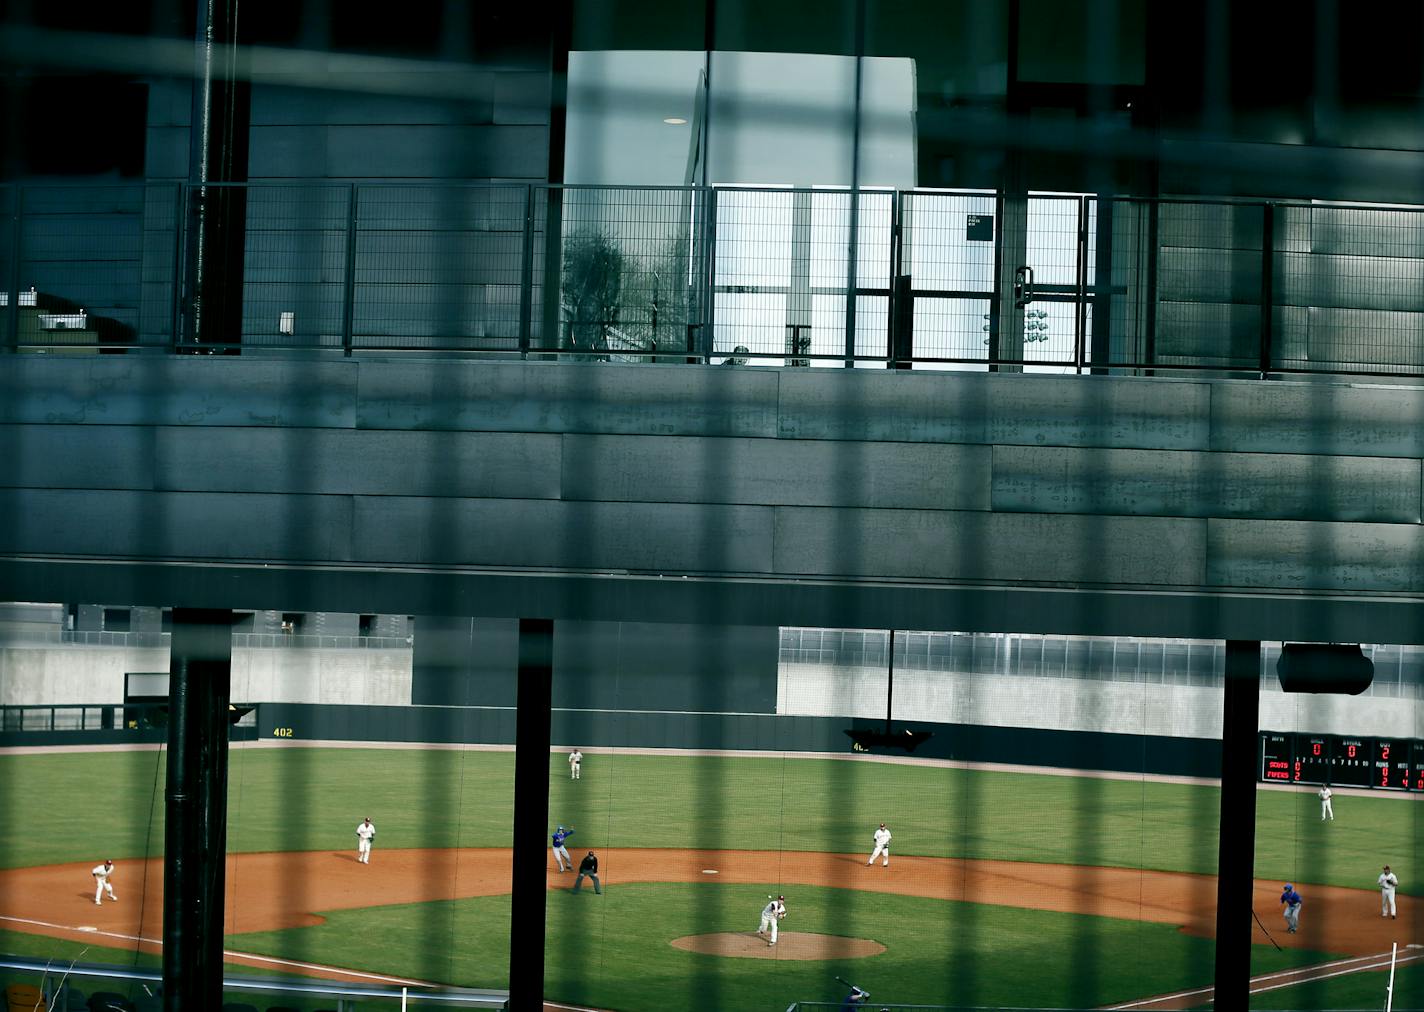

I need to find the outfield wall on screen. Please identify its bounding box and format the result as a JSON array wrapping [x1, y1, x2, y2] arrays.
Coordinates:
[[243, 702, 1223, 778]]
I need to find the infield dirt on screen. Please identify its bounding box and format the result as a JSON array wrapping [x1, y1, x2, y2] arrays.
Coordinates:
[[0, 848, 1413, 979]]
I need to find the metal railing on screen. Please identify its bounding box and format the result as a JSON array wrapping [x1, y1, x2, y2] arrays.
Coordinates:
[[2, 629, 410, 650], [0, 702, 256, 733], [8, 180, 1424, 378]]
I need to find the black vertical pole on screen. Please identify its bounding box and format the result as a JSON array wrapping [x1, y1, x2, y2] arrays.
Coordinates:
[[508, 618, 554, 1011], [4, 186, 21, 354], [163, 608, 234, 1012], [1090, 196, 1113, 372], [1213, 640, 1261, 1006], [539, 0, 572, 355], [1259, 203, 1275, 377], [183, 0, 250, 353], [519, 184, 536, 358], [844, 0, 865, 367], [341, 183, 359, 357]]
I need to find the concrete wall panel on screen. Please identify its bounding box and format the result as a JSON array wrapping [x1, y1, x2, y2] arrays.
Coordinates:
[[561, 434, 991, 510], [155, 428, 560, 499], [356, 361, 780, 437], [778, 370, 1210, 449], [1207, 518, 1424, 593], [0, 359, 357, 428], [1210, 381, 1424, 457], [0, 489, 354, 562], [0, 425, 157, 491], [354, 496, 775, 573], [992, 445, 1421, 523], [773, 507, 1206, 586]]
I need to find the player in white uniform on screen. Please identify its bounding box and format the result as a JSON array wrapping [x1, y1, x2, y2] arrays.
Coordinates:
[[1318, 785, 1334, 821], [92, 860, 116, 904], [867, 823, 892, 867], [356, 818, 376, 864], [757, 895, 786, 946], [568, 749, 583, 780], [1380, 865, 1399, 918]]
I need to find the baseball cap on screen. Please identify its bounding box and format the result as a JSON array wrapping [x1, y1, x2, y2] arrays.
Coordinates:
[[1284, 883, 1292, 889]]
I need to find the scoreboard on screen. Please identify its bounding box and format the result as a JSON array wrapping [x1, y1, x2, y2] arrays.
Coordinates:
[[1260, 732, 1424, 790], [1375, 740, 1409, 791]]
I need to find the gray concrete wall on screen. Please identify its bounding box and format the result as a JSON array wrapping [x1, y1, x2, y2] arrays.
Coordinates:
[[0, 643, 412, 706], [6, 358, 1424, 640], [777, 661, 1417, 741]]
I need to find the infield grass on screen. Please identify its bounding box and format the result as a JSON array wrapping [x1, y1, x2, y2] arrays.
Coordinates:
[[226, 881, 1304, 1012]]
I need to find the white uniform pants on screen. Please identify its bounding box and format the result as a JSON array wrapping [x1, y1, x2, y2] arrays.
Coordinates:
[[1284, 902, 1301, 931], [358, 838, 372, 863], [553, 844, 571, 870], [94, 878, 115, 903], [1321, 799, 1333, 820], [869, 843, 889, 865], [759, 913, 779, 943], [1383, 889, 1397, 916], [570, 762, 580, 780]]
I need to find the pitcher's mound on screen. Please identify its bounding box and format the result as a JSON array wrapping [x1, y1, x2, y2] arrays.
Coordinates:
[[671, 932, 886, 960]]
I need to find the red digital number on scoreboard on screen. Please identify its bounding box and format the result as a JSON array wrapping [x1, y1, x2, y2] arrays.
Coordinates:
[[1313, 743, 1322, 756]]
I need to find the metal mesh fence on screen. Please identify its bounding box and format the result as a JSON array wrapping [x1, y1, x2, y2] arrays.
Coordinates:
[[352, 183, 529, 352], [242, 183, 348, 350], [8, 182, 1424, 375], [559, 186, 701, 361]]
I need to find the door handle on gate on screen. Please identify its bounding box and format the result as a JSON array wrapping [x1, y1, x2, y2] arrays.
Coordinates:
[[1014, 265, 1034, 308]]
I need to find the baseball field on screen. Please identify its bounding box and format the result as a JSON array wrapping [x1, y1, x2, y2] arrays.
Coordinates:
[[0, 744, 1418, 1011]]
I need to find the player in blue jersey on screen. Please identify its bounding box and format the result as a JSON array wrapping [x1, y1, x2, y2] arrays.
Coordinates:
[[1280, 883, 1302, 933], [551, 825, 575, 872]]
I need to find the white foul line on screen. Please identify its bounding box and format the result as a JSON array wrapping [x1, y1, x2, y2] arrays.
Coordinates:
[[1107, 949, 1424, 1009], [0, 913, 430, 987]]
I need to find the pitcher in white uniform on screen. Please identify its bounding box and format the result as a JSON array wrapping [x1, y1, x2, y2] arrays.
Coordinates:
[[757, 895, 786, 945]]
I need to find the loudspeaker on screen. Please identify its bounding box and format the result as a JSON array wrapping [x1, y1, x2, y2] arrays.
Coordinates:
[[1275, 643, 1374, 695]]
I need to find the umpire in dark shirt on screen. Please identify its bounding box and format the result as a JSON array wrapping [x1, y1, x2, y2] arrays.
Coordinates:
[[573, 851, 602, 894]]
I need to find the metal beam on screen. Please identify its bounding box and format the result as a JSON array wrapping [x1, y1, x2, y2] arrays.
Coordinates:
[[1213, 639, 1261, 1006], [162, 608, 234, 1012], [508, 618, 554, 1010], [4, 558, 1424, 645]]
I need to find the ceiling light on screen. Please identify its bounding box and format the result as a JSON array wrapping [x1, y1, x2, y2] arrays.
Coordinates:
[[663, 117, 688, 125]]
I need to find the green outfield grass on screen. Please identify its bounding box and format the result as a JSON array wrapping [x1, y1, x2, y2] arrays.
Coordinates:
[[0, 747, 1416, 897]]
